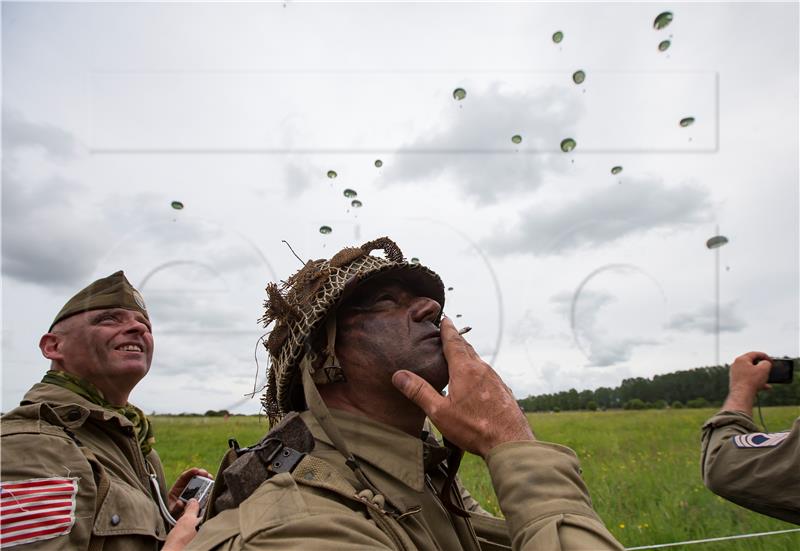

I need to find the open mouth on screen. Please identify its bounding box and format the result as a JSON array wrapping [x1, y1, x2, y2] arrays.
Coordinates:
[[116, 343, 143, 353]]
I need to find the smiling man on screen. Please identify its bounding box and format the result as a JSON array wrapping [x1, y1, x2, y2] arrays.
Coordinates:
[[1, 271, 206, 550], [189, 237, 622, 551]]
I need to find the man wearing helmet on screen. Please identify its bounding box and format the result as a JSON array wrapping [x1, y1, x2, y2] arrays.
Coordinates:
[[189, 237, 622, 550]]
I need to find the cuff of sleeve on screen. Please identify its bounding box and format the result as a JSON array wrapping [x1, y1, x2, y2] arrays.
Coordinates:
[[486, 440, 599, 536]]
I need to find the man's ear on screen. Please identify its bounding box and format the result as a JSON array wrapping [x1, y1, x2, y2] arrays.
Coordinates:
[[39, 333, 65, 361]]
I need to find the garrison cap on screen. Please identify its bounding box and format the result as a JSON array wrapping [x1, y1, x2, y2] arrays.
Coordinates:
[[49, 271, 148, 331]]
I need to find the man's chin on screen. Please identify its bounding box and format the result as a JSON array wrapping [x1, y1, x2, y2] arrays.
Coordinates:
[[112, 362, 151, 380], [418, 362, 449, 392]]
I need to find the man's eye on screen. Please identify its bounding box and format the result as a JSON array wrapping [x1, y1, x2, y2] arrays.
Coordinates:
[[373, 294, 396, 304]]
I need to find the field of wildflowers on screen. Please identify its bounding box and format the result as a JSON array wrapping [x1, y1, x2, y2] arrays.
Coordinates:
[[153, 406, 799, 550]]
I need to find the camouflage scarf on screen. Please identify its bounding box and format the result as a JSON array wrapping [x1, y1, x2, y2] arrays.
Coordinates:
[[42, 370, 155, 456]]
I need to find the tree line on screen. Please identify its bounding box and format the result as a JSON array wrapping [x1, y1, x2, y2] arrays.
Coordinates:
[[517, 364, 800, 412]]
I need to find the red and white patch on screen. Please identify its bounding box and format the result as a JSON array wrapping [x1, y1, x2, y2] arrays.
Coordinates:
[[0, 477, 78, 547]]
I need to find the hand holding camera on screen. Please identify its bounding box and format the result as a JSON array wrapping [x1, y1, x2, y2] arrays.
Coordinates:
[[722, 352, 796, 416]]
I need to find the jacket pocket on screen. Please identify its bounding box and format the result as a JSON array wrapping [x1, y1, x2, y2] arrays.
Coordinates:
[[92, 479, 167, 542]]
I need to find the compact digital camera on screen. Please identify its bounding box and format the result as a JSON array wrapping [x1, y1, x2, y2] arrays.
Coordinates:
[[767, 356, 796, 384], [178, 475, 214, 510]]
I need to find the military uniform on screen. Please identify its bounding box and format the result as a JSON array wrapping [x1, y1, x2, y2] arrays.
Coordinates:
[[701, 410, 800, 525], [1, 383, 169, 549], [213, 237, 622, 550], [188, 408, 622, 550]]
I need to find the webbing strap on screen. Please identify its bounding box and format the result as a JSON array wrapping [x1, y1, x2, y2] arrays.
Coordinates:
[[324, 315, 339, 369], [301, 359, 382, 496]]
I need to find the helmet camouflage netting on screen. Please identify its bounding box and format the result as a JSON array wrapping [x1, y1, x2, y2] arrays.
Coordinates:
[[260, 237, 445, 423]]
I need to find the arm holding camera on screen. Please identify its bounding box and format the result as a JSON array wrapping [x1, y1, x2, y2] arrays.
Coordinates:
[[701, 352, 800, 525], [720, 351, 772, 416]]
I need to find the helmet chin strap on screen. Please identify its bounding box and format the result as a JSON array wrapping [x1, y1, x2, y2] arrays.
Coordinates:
[[300, 346, 382, 498], [300, 313, 468, 518]]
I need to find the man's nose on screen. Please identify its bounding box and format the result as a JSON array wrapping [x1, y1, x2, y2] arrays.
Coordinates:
[[124, 318, 150, 335], [410, 296, 442, 323]]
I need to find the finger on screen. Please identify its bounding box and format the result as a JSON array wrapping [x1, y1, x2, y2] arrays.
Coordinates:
[[440, 318, 477, 362], [184, 498, 200, 517], [170, 499, 186, 517], [743, 350, 769, 364], [392, 370, 445, 416]]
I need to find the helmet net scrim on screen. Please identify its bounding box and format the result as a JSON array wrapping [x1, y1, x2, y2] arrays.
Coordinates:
[[259, 237, 444, 425]]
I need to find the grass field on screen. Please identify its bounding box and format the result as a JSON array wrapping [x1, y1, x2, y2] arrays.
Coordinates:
[[152, 407, 800, 550]]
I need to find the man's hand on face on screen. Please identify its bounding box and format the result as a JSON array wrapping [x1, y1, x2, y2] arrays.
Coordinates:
[[722, 351, 772, 416], [168, 468, 213, 517], [162, 499, 201, 551], [392, 316, 534, 458]]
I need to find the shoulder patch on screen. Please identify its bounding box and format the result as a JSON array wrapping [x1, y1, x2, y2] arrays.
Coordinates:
[[0, 477, 78, 547], [733, 431, 790, 448]]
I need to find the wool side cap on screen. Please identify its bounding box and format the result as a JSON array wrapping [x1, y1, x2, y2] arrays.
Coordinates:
[[49, 270, 149, 331]]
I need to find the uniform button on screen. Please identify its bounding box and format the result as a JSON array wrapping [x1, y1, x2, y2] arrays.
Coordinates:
[[110, 514, 120, 526], [66, 409, 82, 421]]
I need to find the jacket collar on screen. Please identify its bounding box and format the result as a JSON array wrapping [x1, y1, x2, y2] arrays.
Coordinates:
[[21, 382, 135, 430], [300, 408, 449, 500]]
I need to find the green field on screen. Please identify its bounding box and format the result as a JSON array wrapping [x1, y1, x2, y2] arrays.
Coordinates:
[[152, 407, 800, 550]]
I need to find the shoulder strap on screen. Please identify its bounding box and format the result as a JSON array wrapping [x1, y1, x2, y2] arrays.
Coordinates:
[[204, 415, 418, 551], [210, 412, 315, 514]]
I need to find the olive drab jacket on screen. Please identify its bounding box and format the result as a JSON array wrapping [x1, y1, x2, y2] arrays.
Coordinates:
[[188, 408, 623, 551], [701, 410, 800, 525], [1, 383, 169, 550]]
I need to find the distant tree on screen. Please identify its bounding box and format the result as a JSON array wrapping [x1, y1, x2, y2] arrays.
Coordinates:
[[594, 387, 614, 409], [515, 363, 799, 413], [672, 401, 685, 409], [624, 398, 646, 410], [578, 390, 594, 409], [204, 409, 231, 417], [653, 399, 667, 409], [586, 400, 598, 411], [687, 397, 709, 409]]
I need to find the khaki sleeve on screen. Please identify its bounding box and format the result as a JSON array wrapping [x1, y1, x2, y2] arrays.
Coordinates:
[[485, 441, 623, 551], [701, 412, 800, 524], [1, 427, 97, 550]]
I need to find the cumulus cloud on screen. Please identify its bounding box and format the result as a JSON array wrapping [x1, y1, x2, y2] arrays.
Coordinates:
[[1, 111, 104, 287], [2, 110, 273, 290], [484, 177, 712, 256], [551, 289, 661, 367], [2, 108, 79, 159], [1, 173, 107, 287], [1, 170, 175, 288], [382, 82, 583, 202], [666, 301, 747, 334]]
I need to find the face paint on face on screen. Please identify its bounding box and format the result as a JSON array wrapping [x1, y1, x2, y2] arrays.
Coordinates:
[[335, 276, 448, 391]]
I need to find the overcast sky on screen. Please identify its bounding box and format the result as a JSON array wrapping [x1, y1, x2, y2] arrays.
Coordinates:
[[2, 1, 798, 414]]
